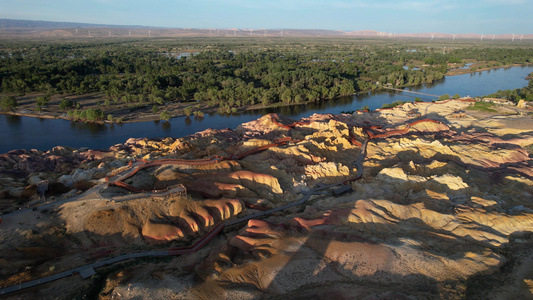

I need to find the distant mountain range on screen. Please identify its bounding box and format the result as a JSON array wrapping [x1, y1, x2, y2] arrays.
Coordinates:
[[0, 18, 531, 40], [0, 18, 147, 29]]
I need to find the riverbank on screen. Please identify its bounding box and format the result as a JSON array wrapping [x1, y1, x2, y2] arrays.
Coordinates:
[[0, 97, 220, 124], [446, 63, 533, 76], [1, 93, 355, 124], [1, 64, 531, 124]]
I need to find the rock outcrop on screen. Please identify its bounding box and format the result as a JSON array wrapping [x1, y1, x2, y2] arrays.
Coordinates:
[[1, 100, 533, 299]]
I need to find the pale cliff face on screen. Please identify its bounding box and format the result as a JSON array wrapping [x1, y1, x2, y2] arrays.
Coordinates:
[[1, 100, 532, 299]]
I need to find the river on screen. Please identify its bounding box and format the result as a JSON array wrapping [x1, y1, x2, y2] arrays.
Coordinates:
[[1, 65, 532, 153]]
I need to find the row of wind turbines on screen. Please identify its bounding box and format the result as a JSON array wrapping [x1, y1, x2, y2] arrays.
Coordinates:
[[74, 28, 527, 40], [208, 28, 285, 37], [74, 28, 286, 38], [452, 33, 525, 41], [450, 33, 524, 41], [379, 30, 526, 41], [75, 28, 141, 37]]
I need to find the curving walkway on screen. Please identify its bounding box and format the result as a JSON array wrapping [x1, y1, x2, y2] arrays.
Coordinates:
[[0, 114, 449, 296]]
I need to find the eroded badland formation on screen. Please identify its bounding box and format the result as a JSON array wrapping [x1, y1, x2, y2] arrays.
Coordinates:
[[1, 99, 533, 299]]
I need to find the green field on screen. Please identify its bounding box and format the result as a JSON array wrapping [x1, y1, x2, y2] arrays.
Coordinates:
[[467, 101, 498, 112]]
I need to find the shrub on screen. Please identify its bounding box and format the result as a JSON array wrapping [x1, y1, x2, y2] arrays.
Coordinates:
[[59, 99, 74, 110], [84, 108, 104, 121], [0, 96, 17, 110], [36, 95, 51, 107], [154, 97, 164, 105], [438, 94, 451, 101], [78, 109, 87, 120], [68, 108, 104, 122], [193, 111, 204, 118], [381, 100, 408, 109], [183, 106, 192, 116], [160, 111, 171, 121], [69, 109, 78, 120]]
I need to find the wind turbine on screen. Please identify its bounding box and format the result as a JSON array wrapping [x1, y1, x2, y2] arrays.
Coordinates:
[[453, 34, 456, 41], [148, 30, 151, 37], [88, 30, 91, 37], [492, 34, 495, 41], [512, 34, 516, 42], [520, 34, 524, 41], [264, 29, 267, 37], [108, 30, 111, 37], [75, 28, 79, 34], [480, 33, 484, 41], [129, 30, 131, 37], [431, 33, 435, 41], [250, 29, 254, 36], [281, 29, 283, 37]]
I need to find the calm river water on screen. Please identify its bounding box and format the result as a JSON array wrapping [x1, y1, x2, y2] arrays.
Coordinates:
[[1, 65, 532, 153]]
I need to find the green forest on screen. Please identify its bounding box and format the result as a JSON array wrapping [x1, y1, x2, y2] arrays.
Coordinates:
[[1, 37, 533, 116]]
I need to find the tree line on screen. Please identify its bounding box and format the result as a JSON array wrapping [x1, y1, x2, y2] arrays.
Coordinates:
[[1, 38, 532, 113]]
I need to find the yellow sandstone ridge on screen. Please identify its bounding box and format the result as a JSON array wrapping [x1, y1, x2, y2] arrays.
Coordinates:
[[1, 101, 532, 299]]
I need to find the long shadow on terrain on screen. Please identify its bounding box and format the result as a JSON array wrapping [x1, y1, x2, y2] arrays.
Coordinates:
[[224, 212, 495, 298], [255, 131, 532, 298], [4, 111, 532, 298]]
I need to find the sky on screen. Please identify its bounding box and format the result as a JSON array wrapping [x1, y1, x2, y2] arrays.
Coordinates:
[[0, 0, 531, 34]]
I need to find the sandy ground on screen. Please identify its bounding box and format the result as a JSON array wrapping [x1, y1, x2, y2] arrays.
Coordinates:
[[0, 92, 225, 123], [1, 99, 532, 299]]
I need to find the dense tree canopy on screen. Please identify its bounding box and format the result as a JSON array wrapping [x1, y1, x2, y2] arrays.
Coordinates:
[[1, 38, 532, 111]]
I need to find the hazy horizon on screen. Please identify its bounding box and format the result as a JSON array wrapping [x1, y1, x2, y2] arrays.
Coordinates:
[[0, 0, 532, 35]]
